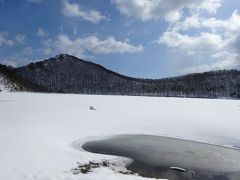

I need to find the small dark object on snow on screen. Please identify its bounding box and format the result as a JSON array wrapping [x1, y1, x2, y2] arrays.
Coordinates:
[[90, 106, 96, 110]]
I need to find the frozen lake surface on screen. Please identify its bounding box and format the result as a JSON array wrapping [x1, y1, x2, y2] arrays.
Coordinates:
[[82, 134, 240, 180], [1, 92, 240, 180]]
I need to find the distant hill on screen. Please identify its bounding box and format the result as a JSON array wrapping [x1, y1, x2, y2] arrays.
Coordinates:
[[0, 54, 240, 99], [0, 64, 45, 92]]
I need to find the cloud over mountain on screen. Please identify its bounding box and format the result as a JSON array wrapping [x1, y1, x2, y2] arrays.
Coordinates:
[[43, 34, 143, 57]]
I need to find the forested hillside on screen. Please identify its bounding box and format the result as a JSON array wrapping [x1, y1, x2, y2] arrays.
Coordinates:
[[1, 54, 240, 99]]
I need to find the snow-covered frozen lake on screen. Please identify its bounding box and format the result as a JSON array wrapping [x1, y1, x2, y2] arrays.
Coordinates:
[[0, 92, 240, 180]]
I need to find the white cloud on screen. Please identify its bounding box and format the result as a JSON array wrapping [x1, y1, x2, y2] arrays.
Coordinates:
[[159, 28, 240, 72], [172, 10, 240, 34], [112, 0, 238, 73], [0, 46, 35, 67], [1, 33, 26, 46], [0, 59, 17, 67], [0, 32, 14, 46], [187, 0, 222, 15], [156, 4, 240, 73], [62, 1, 106, 23], [159, 32, 224, 56], [22, 47, 33, 55], [36, 28, 48, 37], [0, 55, 32, 67], [43, 34, 143, 57], [181, 55, 239, 74], [15, 34, 25, 44], [111, 0, 222, 22]]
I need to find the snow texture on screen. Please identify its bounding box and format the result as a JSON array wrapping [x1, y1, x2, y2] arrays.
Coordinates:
[[0, 92, 240, 180]]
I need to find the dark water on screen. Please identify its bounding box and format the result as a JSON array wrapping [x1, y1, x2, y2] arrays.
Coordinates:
[[82, 134, 240, 180]]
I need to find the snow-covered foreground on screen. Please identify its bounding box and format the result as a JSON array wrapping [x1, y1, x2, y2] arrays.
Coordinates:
[[0, 92, 240, 180]]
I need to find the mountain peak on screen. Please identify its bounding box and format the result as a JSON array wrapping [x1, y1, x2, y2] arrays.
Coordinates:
[[53, 54, 83, 62], [54, 54, 70, 59]]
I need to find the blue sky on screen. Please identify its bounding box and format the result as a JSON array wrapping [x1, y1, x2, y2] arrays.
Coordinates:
[[0, 0, 240, 78]]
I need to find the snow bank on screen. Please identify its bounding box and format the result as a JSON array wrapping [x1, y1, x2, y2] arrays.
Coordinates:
[[0, 92, 239, 180]]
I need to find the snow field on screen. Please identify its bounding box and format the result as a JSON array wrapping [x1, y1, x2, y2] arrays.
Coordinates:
[[0, 92, 239, 180]]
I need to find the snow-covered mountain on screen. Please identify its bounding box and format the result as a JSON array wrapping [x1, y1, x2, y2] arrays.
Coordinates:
[[0, 64, 45, 92], [0, 71, 20, 92], [0, 72, 10, 91], [1, 54, 240, 98]]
